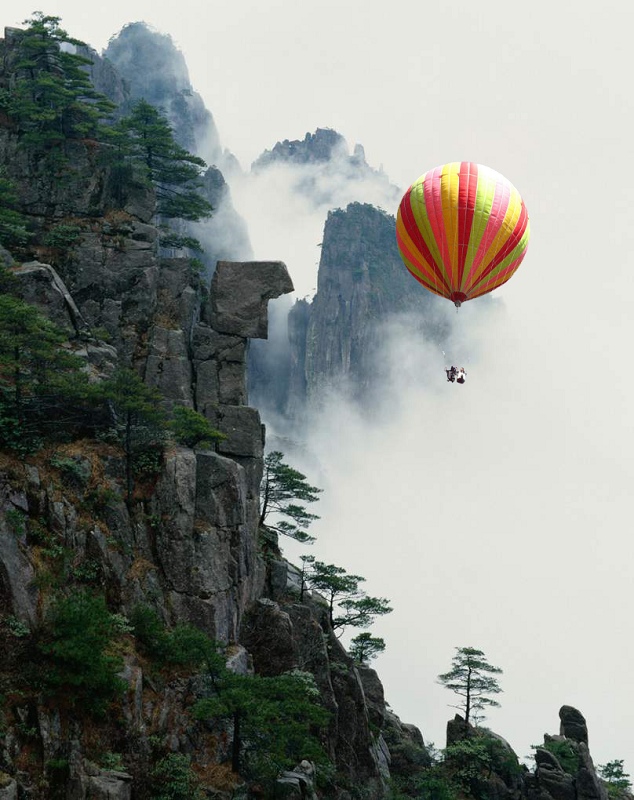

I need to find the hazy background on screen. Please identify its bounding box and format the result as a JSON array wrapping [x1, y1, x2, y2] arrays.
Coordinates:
[[6, 0, 634, 771]]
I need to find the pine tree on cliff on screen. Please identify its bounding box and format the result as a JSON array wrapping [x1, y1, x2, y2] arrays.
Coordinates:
[[0, 13, 115, 147], [0, 172, 30, 249], [0, 294, 89, 452], [112, 100, 212, 249], [259, 450, 322, 543], [438, 646, 503, 727]]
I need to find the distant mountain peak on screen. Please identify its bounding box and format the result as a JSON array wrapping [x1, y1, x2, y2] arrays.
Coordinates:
[[252, 127, 365, 170]]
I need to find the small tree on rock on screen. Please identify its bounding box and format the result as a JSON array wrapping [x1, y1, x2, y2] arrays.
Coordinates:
[[599, 761, 632, 797], [307, 559, 392, 634], [438, 646, 503, 727], [349, 632, 386, 665], [259, 450, 322, 543]]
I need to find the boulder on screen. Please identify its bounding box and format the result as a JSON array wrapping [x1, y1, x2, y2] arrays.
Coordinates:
[[209, 261, 293, 338], [559, 705, 588, 744]]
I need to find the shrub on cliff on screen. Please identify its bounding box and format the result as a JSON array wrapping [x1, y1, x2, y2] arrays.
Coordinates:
[[0, 294, 91, 453], [37, 591, 125, 714]]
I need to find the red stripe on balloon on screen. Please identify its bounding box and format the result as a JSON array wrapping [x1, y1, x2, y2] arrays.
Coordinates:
[[457, 162, 477, 291], [471, 201, 529, 292], [399, 188, 451, 295], [424, 166, 451, 285], [463, 178, 510, 292]]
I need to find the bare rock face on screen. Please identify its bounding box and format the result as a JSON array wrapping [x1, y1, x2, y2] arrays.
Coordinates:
[[209, 261, 294, 339], [559, 705, 589, 744], [526, 708, 607, 800], [282, 203, 446, 416], [12, 262, 89, 335], [0, 479, 38, 627]]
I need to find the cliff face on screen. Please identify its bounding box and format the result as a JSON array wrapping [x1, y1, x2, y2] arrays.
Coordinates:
[[0, 23, 430, 799], [277, 202, 449, 416], [101, 22, 253, 274]]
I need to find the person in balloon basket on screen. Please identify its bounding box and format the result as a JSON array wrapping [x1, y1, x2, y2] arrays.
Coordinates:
[[446, 366, 466, 384]]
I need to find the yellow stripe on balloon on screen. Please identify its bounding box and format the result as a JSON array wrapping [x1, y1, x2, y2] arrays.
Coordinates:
[[471, 187, 523, 287], [471, 223, 530, 296], [462, 171, 497, 291], [440, 163, 460, 289]]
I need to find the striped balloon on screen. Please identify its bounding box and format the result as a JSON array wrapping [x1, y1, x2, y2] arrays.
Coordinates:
[[396, 162, 530, 306]]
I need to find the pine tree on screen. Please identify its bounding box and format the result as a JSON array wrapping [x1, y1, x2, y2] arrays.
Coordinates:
[[0, 13, 115, 148], [112, 100, 212, 249], [437, 647, 503, 726], [98, 368, 166, 501], [0, 294, 88, 452], [259, 450, 322, 543], [307, 560, 392, 632], [0, 171, 30, 250], [349, 632, 386, 664]]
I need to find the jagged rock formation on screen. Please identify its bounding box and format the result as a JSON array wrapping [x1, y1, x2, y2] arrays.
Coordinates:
[[253, 128, 355, 168], [441, 707, 617, 800], [263, 202, 449, 416], [2, 19, 630, 800], [103, 22, 222, 165], [251, 128, 400, 211], [101, 22, 253, 272], [526, 707, 607, 800]]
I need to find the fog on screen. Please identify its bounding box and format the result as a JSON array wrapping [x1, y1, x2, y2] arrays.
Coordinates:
[[5, 0, 634, 774]]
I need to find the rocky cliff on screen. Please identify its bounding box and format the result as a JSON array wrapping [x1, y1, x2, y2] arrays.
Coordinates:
[[101, 22, 252, 274], [250, 202, 450, 418], [0, 22, 431, 799], [1, 18, 632, 800]]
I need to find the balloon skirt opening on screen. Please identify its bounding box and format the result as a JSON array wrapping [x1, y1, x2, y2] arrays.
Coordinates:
[[451, 292, 468, 307]]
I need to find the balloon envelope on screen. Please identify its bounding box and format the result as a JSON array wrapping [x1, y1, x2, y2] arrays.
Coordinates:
[[396, 162, 530, 306]]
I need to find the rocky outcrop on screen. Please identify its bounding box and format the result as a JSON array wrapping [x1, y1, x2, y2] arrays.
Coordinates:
[[103, 22, 222, 164], [559, 706, 589, 745], [253, 128, 351, 168], [526, 707, 607, 800], [102, 22, 253, 273], [281, 202, 448, 415]]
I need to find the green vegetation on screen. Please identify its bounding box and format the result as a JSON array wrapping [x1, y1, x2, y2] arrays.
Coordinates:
[[438, 647, 503, 726], [0, 13, 115, 149], [260, 450, 322, 543], [348, 632, 386, 664], [390, 727, 521, 800], [110, 99, 212, 251], [194, 667, 330, 786], [169, 405, 224, 449], [99, 367, 166, 500], [150, 754, 203, 800], [37, 590, 125, 714], [0, 171, 30, 249], [599, 760, 632, 797], [0, 293, 91, 453], [129, 604, 223, 670], [537, 738, 580, 775], [306, 559, 392, 633]]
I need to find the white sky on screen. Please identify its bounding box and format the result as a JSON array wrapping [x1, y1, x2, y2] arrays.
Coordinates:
[[6, 0, 634, 776]]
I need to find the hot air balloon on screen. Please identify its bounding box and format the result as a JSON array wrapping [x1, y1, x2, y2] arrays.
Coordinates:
[[396, 162, 529, 307]]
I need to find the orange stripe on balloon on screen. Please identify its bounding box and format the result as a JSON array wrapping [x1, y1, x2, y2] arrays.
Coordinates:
[[440, 163, 460, 289]]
